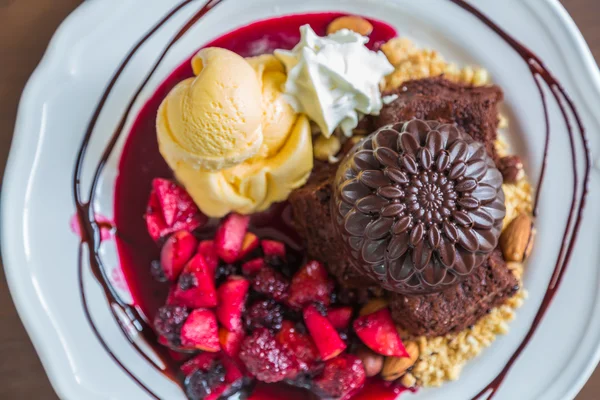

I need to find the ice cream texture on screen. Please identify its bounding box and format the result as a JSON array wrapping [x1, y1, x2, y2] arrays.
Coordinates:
[[157, 48, 313, 217], [274, 25, 394, 137]]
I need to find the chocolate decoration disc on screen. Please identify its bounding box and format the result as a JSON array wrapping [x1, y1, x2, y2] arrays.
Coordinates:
[[333, 120, 506, 294]]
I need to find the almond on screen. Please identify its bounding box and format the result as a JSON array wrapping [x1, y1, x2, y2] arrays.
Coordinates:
[[327, 16, 373, 36], [500, 214, 534, 262], [381, 341, 419, 381], [359, 298, 389, 316]]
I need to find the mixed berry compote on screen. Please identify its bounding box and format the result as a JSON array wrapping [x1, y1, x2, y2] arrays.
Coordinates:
[[114, 13, 412, 400]]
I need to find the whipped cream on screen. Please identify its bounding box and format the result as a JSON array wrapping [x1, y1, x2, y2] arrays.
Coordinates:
[[275, 25, 394, 137]]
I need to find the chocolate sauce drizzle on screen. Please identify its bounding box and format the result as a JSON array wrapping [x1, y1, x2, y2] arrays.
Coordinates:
[[71, 0, 590, 399], [73, 0, 224, 398]]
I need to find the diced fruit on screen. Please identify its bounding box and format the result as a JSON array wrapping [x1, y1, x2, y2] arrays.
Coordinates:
[[242, 258, 266, 276], [181, 352, 220, 376], [216, 276, 250, 332], [239, 233, 260, 259], [303, 305, 347, 361], [158, 335, 169, 347], [219, 328, 245, 358], [327, 306, 354, 330], [261, 239, 286, 258], [180, 309, 220, 352], [353, 308, 409, 357], [251, 267, 289, 301], [313, 354, 366, 399], [221, 356, 244, 384], [153, 305, 189, 347], [171, 255, 218, 309], [184, 361, 227, 400], [239, 328, 298, 382], [244, 299, 284, 332], [145, 178, 207, 241], [276, 321, 320, 372], [160, 230, 198, 281], [287, 260, 334, 309], [197, 240, 219, 274], [214, 214, 250, 263]]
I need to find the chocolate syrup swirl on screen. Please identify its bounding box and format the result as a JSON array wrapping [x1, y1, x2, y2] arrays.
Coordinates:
[[73, 0, 225, 398], [71, 0, 590, 399]]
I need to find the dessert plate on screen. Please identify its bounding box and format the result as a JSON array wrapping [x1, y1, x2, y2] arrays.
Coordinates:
[[2, 0, 600, 399]]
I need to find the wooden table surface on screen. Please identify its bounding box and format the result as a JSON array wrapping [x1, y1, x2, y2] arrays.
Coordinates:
[[0, 1, 599, 399]]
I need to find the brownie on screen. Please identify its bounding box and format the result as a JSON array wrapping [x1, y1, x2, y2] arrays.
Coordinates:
[[375, 77, 504, 162], [389, 249, 519, 337], [289, 76, 514, 336], [288, 160, 377, 289]]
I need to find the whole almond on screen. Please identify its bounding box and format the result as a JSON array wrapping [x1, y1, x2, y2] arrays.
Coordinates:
[[356, 346, 384, 377], [500, 214, 534, 262], [327, 16, 374, 36], [359, 298, 389, 316], [381, 341, 419, 381]]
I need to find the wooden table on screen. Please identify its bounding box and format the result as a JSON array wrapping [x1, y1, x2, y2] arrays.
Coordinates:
[[0, 0, 598, 398]]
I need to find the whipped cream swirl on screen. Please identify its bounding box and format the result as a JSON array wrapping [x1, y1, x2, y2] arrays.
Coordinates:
[[275, 25, 394, 137]]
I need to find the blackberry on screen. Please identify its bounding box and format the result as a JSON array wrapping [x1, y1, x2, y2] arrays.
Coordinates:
[[153, 305, 189, 346], [184, 363, 226, 400], [150, 260, 167, 283], [215, 263, 239, 285], [178, 273, 197, 291], [251, 267, 289, 301], [244, 300, 284, 332]]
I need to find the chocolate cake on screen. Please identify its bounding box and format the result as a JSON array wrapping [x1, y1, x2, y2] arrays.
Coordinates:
[[375, 77, 504, 162], [289, 77, 515, 337], [289, 160, 375, 289], [389, 249, 518, 337]]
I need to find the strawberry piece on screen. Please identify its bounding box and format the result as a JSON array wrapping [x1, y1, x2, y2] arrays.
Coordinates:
[[221, 356, 244, 384], [214, 213, 250, 263], [160, 230, 197, 281], [216, 276, 250, 332], [252, 267, 289, 301], [219, 328, 245, 358], [261, 240, 286, 258], [287, 260, 334, 309], [152, 178, 179, 226], [353, 308, 409, 357], [180, 309, 220, 352], [197, 240, 219, 275], [242, 258, 266, 276], [276, 321, 320, 373], [239, 328, 299, 383], [313, 354, 366, 399], [327, 306, 354, 330], [181, 352, 220, 376], [239, 233, 260, 260], [303, 305, 347, 361], [171, 255, 218, 309], [145, 178, 207, 241]]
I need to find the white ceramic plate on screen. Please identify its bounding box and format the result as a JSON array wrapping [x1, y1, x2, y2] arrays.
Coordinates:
[[3, 0, 600, 399]]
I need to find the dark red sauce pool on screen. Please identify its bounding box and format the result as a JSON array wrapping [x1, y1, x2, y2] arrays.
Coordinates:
[[114, 12, 408, 400]]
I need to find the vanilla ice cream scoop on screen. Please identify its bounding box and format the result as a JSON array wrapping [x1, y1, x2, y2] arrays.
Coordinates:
[[157, 50, 313, 218], [158, 47, 263, 171], [275, 25, 394, 137]]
